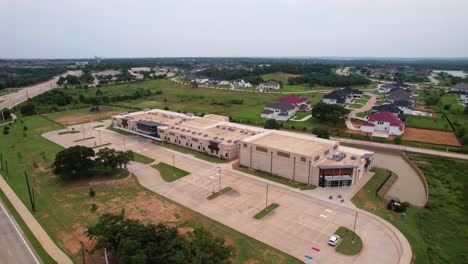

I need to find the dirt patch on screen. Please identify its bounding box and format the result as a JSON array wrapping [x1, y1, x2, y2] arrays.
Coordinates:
[[280, 73, 303, 78], [351, 118, 367, 126], [403, 127, 461, 147], [413, 104, 432, 112], [54, 111, 118, 126]]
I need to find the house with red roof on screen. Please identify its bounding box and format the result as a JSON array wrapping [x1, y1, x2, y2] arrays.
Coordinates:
[[278, 94, 311, 111], [360, 111, 405, 136]]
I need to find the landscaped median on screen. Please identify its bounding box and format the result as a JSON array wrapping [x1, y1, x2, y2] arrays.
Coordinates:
[[233, 163, 315, 190], [207, 187, 232, 200], [254, 203, 279, 219], [130, 151, 155, 164], [151, 162, 190, 182], [334, 227, 362, 256]]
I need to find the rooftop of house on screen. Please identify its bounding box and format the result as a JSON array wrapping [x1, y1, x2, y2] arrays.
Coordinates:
[[452, 83, 468, 91], [372, 104, 403, 114], [387, 88, 412, 102], [367, 111, 405, 130], [259, 81, 280, 86], [278, 94, 308, 104], [265, 102, 296, 111]]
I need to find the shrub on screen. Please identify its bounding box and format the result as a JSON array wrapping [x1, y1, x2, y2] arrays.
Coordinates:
[[3, 126, 9, 135], [89, 187, 96, 197], [393, 135, 402, 144], [90, 204, 98, 212]]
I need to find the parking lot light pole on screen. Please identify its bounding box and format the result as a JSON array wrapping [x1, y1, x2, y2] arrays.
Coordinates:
[[172, 154, 175, 177], [98, 130, 102, 145], [217, 167, 222, 192], [123, 138, 126, 151], [265, 184, 270, 209], [352, 212, 358, 244]]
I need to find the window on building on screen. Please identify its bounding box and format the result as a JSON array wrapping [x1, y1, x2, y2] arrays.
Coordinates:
[[300, 157, 306, 162], [277, 151, 290, 158], [314, 156, 320, 161], [324, 150, 330, 155], [243, 143, 248, 148], [225, 153, 228, 158], [256, 146, 268, 153]]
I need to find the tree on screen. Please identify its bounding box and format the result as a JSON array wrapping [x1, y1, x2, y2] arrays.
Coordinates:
[[393, 135, 402, 144], [1, 108, 11, 120], [264, 119, 280, 130], [53, 146, 95, 179], [20, 103, 36, 116], [312, 127, 330, 139], [87, 213, 233, 264], [96, 148, 133, 169], [312, 102, 350, 125]]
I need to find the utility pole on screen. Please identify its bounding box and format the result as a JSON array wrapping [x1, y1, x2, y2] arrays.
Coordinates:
[[265, 184, 270, 209], [104, 248, 109, 264], [352, 212, 358, 244], [24, 171, 35, 212], [80, 241, 86, 264]]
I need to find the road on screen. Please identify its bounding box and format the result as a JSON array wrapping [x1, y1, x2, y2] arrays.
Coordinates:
[[333, 137, 468, 160], [0, 71, 81, 109], [0, 200, 40, 264]]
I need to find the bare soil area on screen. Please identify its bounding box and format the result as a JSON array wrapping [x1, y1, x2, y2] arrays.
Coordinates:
[[403, 127, 461, 147], [55, 111, 119, 125]]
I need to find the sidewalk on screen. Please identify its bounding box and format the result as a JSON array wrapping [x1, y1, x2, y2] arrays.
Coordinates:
[[0, 176, 72, 264]]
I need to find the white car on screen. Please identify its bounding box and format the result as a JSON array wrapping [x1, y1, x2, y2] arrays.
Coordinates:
[[328, 235, 341, 246]]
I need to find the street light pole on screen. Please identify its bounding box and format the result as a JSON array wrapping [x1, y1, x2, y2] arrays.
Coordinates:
[[265, 184, 269, 209], [123, 139, 126, 151], [352, 211, 358, 244], [172, 154, 175, 177], [82, 125, 85, 139], [217, 167, 222, 192], [98, 130, 102, 145]]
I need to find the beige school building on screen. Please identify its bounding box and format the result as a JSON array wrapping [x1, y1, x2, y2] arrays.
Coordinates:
[[111, 109, 374, 187]]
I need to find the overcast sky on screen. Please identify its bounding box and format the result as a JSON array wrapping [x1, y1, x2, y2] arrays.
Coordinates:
[[1, 0, 467, 59]]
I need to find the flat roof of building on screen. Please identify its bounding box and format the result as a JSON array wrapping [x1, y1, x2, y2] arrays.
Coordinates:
[[244, 131, 337, 158]]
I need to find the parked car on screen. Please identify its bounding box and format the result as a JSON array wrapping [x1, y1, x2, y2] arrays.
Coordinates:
[[328, 234, 340, 246]]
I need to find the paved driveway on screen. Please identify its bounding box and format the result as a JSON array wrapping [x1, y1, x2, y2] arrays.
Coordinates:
[[43, 121, 411, 264]]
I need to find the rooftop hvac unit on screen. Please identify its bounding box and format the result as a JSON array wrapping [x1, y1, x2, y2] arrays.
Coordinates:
[[331, 153, 347, 162], [220, 138, 224, 140], [214, 136, 218, 139], [204, 134, 208, 137], [351, 156, 357, 160], [227, 140, 232, 143]]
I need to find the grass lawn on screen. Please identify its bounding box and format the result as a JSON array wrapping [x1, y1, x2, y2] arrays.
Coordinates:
[[0, 113, 302, 264], [106, 125, 136, 136], [207, 187, 233, 200], [347, 104, 362, 109], [354, 98, 368, 105], [152, 162, 190, 182], [92, 124, 105, 128], [153, 141, 229, 163], [254, 203, 279, 219], [233, 164, 315, 190], [130, 151, 155, 164], [405, 115, 452, 131], [352, 157, 467, 264], [74, 136, 95, 142], [334, 227, 362, 256], [356, 110, 371, 118], [294, 111, 312, 119], [58, 130, 80, 135], [362, 94, 371, 100]]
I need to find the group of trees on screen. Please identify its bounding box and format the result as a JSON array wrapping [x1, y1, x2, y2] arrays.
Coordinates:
[[312, 103, 350, 125], [288, 73, 370, 87], [57, 74, 81, 86], [0, 66, 65, 90], [53, 146, 133, 180], [87, 212, 233, 264]]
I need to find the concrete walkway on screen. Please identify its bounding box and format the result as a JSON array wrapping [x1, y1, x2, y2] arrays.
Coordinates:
[[43, 122, 412, 264], [0, 176, 73, 264], [346, 93, 377, 131], [290, 114, 312, 122]]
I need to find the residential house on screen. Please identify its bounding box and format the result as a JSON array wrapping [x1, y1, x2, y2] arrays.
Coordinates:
[[278, 94, 311, 111], [385, 88, 413, 104], [322, 87, 362, 105], [261, 102, 296, 121], [450, 83, 468, 93], [218, 80, 231, 86], [371, 104, 405, 121], [257, 81, 281, 91], [360, 111, 405, 136], [377, 82, 411, 94], [393, 100, 414, 115], [230, 79, 252, 89]]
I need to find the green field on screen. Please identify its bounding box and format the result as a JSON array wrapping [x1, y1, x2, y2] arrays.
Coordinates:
[[334, 227, 362, 256], [347, 103, 362, 109], [356, 110, 371, 118], [405, 115, 452, 131], [352, 155, 467, 264], [152, 162, 190, 182], [0, 113, 302, 264], [354, 98, 368, 105], [130, 151, 155, 164]]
